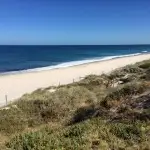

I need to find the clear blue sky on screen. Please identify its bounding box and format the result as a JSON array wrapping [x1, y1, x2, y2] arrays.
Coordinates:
[[0, 0, 150, 45]]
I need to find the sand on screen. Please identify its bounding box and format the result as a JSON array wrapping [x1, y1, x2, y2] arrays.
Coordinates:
[[0, 54, 150, 106]]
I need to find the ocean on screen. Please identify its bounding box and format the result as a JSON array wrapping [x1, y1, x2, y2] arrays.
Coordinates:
[[0, 45, 150, 74]]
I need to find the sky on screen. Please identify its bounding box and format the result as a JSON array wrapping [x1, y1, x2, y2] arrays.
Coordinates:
[[0, 0, 150, 45]]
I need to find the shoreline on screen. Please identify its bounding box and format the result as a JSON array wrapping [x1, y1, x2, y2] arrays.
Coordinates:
[[0, 52, 147, 76], [0, 53, 150, 106]]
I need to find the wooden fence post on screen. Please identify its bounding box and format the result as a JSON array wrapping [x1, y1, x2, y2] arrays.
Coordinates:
[[5, 95, 8, 105]]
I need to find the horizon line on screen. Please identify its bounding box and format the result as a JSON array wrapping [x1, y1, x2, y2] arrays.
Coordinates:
[[0, 44, 150, 46]]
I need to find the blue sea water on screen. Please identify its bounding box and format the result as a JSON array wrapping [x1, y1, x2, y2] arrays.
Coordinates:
[[0, 45, 150, 74]]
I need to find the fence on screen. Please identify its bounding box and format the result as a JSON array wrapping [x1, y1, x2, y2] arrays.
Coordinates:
[[2, 76, 85, 107]]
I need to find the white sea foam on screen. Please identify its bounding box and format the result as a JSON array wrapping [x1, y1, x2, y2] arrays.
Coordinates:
[[0, 51, 148, 75], [142, 51, 148, 53]]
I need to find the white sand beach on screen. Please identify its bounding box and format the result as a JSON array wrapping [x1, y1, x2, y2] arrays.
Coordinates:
[[0, 53, 150, 107]]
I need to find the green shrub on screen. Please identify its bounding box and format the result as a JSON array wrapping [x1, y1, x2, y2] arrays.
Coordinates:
[[105, 82, 147, 101], [102, 82, 148, 108], [71, 105, 97, 124], [20, 89, 51, 101], [54, 86, 97, 108], [64, 124, 87, 138], [139, 63, 150, 69], [6, 118, 150, 150], [109, 65, 143, 80], [122, 65, 143, 74], [14, 86, 97, 126], [140, 69, 150, 80], [110, 123, 142, 141], [6, 124, 88, 150], [6, 131, 50, 150], [81, 75, 105, 85], [0, 108, 27, 134]]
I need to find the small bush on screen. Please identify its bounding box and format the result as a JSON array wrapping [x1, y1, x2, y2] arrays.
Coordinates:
[[103, 82, 148, 108], [82, 74, 105, 83], [106, 82, 147, 101], [139, 63, 150, 69], [71, 105, 97, 124], [64, 124, 86, 138], [0, 108, 27, 134], [6, 131, 50, 150], [20, 89, 51, 101], [6, 124, 88, 150], [110, 123, 142, 141], [6, 118, 150, 150], [54, 86, 97, 108], [12, 86, 98, 127], [140, 69, 150, 80], [109, 65, 143, 80], [122, 65, 143, 74]]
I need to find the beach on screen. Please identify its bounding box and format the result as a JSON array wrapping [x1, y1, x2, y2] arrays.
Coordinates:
[[0, 53, 150, 106]]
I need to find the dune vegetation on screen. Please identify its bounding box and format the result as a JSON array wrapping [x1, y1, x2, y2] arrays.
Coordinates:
[[0, 60, 150, 150]]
